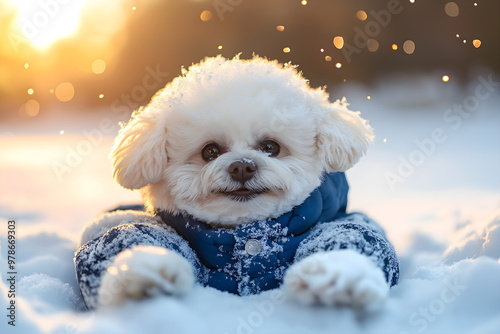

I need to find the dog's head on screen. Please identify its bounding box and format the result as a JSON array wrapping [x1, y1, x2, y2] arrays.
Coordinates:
[[111, 55, 373, 226]]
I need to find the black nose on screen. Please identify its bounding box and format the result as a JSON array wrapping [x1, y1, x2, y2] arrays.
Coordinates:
[[228, 160, 257, 183]]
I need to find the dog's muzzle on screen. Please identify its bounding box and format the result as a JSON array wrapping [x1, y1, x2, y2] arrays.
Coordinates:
[[223, 187, 268, 201], [222, 159, 268, 201]]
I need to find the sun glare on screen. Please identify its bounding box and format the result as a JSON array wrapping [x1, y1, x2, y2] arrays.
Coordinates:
[[9, 0, 86, 49]]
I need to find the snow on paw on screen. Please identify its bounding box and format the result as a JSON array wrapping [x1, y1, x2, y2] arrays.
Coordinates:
[[98, 245, 194, 306], [283, 250, 389, 310]]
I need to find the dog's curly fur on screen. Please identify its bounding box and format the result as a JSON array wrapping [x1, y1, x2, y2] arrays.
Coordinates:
[[75, 56, 397, 310], [111, 55, 373, 226]]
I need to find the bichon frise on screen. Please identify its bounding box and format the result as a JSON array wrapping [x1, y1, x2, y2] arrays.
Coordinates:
[[75, 55, 399, 310]]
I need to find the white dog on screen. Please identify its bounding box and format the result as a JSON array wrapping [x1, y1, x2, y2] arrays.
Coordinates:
[[75, 55, 399, 310]]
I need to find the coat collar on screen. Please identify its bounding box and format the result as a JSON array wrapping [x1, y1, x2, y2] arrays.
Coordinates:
[[156, 173, 348, 257]]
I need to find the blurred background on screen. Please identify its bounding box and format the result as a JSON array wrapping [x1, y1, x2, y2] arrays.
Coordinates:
[[1, 3, 500, 330], [0, 0, 499, 254], [1, 0, 499, 119]]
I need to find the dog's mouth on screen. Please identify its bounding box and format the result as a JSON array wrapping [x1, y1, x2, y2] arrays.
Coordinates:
[[221, 187, 268, 201]]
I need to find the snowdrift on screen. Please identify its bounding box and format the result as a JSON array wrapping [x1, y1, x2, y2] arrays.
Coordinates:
[[1, 216, 500, 334], [1, 74, 499, 333]]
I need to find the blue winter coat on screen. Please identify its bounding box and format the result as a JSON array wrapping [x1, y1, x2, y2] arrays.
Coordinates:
[[75, 173, 399, 309]]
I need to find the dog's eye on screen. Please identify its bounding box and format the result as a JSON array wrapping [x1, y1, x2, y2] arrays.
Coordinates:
[[201, 143, 222, 162], [258, 140, 280, 157]]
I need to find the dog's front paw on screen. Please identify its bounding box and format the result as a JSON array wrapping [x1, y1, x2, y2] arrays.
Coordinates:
[[98, 245, 194, 306], [283, 250, 389, 310]]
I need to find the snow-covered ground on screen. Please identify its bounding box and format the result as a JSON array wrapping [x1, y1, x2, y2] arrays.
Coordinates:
[[1, 72, 499, 334]]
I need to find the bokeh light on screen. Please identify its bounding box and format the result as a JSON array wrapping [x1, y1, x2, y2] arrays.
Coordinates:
[[442, 75, 450, 82], [21, 99, 40, 117], [91, 59, 106, 74], [367, 39, 379, 52], [333, 36, 344, 49], [200, 10, 213, 21], [356, 10, 368, 21], [0, 0, 496, 122], [55, 82, 75, 102], [445, 2, 459, 17], [403, 40, 416, 54]]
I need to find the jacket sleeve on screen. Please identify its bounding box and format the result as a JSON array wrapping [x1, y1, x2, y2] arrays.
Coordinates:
[[74, 215, 201, 310], [294, 212, 400, 287]]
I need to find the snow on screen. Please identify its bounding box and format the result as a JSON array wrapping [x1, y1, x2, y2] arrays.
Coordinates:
[[79, 210, 161, 247], [1, 72, 500, 333], [443, 215, 500, 264]]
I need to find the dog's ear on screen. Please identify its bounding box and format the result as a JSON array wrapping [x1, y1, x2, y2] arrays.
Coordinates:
[[316, 100, 374, 172], [111, 109, 168, 189]]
